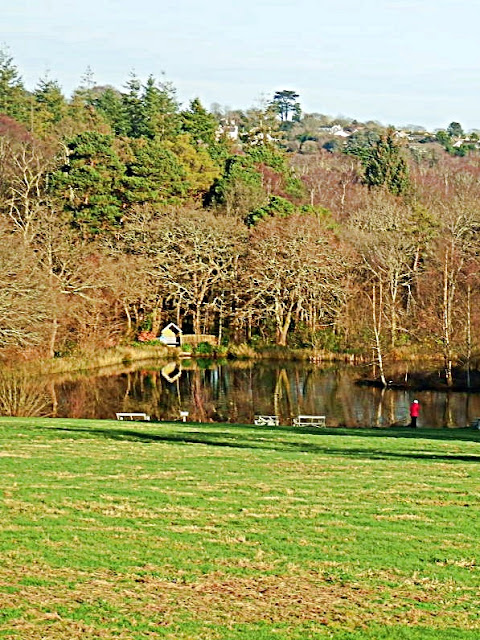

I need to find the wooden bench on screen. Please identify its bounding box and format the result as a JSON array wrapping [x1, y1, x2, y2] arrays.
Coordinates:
[[254, 415, 279, 426], [116, 412, 151, 421], [293, 415, 326, 427]]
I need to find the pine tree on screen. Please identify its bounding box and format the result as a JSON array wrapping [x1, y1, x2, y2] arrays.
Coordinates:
[[271, 90, 301, 122], [92, 87, 128, 135], [34, 75, 67, 125], [50, 131, 126, 235], [75, 66, 96, 105], [181, 98, 227, 163], [141, 75, 179, 139], [181, 98, 217, 147], [363, 130, 410, 196], [122, 72, 144, 138], [122, 137, 187, 205], [0, 47, 29, 123]]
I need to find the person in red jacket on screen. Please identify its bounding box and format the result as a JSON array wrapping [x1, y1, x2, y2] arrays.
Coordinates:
[[409, 399, 420, 427]]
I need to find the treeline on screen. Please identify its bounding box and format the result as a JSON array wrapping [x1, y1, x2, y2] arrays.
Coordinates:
[[1, 49, 480, 384]]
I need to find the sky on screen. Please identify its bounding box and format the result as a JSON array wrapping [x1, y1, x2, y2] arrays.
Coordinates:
[[2, 0, 479, 130]]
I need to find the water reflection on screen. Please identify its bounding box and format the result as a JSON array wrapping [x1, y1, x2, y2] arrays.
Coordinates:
[[36, 360, 480, 428], [0, 370, 50, 417]]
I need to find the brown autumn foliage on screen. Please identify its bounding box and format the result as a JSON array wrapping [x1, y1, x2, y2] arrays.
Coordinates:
[[0, 72, 480, 368]]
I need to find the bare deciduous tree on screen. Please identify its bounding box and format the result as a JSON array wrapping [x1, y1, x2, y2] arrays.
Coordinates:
[[242, 213, 350, 346]]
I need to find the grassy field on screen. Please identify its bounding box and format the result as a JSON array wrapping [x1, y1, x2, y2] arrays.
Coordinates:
[[0, 418, 479, 639]]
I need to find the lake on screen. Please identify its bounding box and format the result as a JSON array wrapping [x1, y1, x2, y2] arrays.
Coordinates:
[[42, 359, 480, 428]]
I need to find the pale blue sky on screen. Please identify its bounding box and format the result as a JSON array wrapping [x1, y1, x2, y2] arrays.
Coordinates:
[[2, 0, 479, 130]]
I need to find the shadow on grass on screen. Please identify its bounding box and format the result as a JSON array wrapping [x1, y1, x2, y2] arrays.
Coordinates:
[[40, 424, 480, 464], [289, 425, 480, 444]]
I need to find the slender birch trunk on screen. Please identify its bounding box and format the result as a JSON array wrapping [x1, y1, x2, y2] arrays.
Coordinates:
[[442, 246, 453, 387], [372, 282, 387, 387]]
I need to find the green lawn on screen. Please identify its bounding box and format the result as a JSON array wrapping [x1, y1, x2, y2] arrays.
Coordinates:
[[0, 418, 479, 639]]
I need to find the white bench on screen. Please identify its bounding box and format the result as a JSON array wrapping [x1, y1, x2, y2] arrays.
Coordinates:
[[116, 412, 150, 421], [293, 415, 326, 427], [254, 415, 279, 426]]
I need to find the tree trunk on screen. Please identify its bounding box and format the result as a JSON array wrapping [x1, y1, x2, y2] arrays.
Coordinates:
[[390, 273, 398, 349], [151, 306, 162, 336], [176, 296, 183, 328], [466, 283, 472, 389], [123, 304, 132, 336], [48, 316, 58, 359], [218, 302, 224, 344], [442, 247, 453, 387], [193, 306, 201, 336], [372, 282, 387, 387], [276, 309, 292, 347]]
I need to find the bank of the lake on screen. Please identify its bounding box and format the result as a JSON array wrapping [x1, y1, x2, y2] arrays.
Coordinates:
[[1, 417, 479, 639], [15, 342, 445, 377], [9, 345, 319, 378], [33, 344, 174, 375]]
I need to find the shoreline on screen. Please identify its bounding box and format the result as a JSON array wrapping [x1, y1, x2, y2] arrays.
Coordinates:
[[0, 345, 471, 389]]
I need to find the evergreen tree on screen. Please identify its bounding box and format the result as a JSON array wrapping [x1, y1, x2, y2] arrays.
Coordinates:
[[0, 47, 29, 123], [141, 75, 179, 139], [344, 129, 380, 162], [34, 75, 67, 125], [181, 98, 228, 163], [181, 98, 218, 148], [74, 66, 96, 105], [363, 130, 410, 196], [122, 137, 187, 205], [92, 86, 128, 135], [447, 121, 463, 138], [50, 131, 126, 235], [121, 74, 179, 139], [270, 90, 301, 122], [122, 72, 144, 138]]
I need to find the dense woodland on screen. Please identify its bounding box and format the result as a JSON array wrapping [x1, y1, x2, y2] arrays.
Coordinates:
[[2, 49, 480, 385]]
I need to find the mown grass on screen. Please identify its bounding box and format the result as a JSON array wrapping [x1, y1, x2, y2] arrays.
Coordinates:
[[0, 418, 479, 639]]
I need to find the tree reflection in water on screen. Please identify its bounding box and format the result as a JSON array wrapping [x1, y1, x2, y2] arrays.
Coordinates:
[[31, 360, 480, 428], [0, 370, 50, 417]]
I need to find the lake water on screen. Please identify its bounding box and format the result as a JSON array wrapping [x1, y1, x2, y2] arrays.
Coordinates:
[[44, 359, 480, 428]]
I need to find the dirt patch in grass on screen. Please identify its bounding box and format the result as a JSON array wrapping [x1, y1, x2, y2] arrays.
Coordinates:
[[161, 572, 478, 629], [1, 565, 478, 639]]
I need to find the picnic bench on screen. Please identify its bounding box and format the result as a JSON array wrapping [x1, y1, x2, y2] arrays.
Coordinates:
[[116, 412, 151, 421], [293, 415, 326, 427], [254, 415, 279, 426]]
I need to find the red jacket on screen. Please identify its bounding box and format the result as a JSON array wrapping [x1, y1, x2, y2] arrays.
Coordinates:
[[410, 402, 420, 418]]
